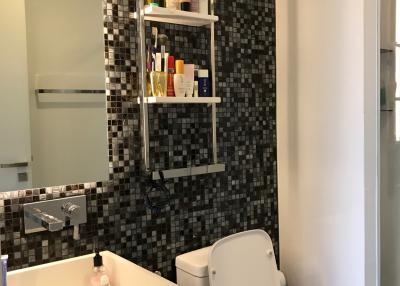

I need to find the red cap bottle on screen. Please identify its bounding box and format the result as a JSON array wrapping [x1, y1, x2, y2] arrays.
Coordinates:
[[167, 56, 175, 97], [168, 56, 175, 71]]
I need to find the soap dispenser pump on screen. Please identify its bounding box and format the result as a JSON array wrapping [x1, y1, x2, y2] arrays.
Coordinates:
[[90, 250, 112, 286]]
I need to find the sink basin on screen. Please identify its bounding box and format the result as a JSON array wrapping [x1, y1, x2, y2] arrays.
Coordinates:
[[7, 251, 176, 286]]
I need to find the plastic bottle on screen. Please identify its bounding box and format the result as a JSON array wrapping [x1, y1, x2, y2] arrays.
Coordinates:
[[198, 69, 210, 97], [184, 64, 195, 97], [167, 56, 175, 97], [90, 250, 112, 286], [174, 60, 186, 97], [199, 0, 208, 14]]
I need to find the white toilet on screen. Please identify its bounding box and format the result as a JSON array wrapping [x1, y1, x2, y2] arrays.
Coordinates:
[[176, 230, 286, 286]]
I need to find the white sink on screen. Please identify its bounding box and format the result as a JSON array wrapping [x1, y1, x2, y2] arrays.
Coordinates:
[[7, 251, 176, 286]]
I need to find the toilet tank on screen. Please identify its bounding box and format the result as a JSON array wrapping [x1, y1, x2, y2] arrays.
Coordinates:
[[176, 247, 211, 286]]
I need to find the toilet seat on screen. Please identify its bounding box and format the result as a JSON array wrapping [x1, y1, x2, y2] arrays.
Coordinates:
[[208, 230, 284, 286]]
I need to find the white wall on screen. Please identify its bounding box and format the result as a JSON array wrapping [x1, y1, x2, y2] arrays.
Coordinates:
[[380, 112, 400, 286], [381, 0, 395, 50], [0, 0, 33, 191], [380, 0, 400, 284], [276, 0, 379, 285], [25, 0, 109, 188]]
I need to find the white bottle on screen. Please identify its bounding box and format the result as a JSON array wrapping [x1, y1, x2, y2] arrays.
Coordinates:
[[199, 0, 208, 14], [184, 64, 195, 97], [166, 0, 178, 9], [174, 60, 186, 97]]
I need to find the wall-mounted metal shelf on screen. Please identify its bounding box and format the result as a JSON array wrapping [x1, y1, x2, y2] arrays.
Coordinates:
[[136, 0, 223, 179]]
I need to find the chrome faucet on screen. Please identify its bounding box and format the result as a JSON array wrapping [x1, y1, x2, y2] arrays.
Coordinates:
[[24, 206, 64, 232], [23, 196, 87, 239]]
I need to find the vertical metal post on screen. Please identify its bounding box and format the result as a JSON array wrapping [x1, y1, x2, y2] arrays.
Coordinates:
[[136, 0, 150, 171], [210, 0, 218, 164]]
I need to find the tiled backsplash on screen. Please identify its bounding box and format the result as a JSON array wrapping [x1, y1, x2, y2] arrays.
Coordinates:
[[0, 0, 277, 281]]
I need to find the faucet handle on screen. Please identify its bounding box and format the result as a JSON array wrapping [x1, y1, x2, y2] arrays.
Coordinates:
[[61, 202, 80, 218]]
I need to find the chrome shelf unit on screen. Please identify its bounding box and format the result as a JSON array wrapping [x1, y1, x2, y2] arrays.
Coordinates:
[[135, 0, 224, 180]]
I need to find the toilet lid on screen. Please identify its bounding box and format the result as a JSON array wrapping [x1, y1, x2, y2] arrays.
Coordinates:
[[208, 230, 280, 286]]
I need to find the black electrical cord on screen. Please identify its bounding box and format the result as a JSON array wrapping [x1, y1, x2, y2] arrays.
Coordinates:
[[144, 170, 170, 212]]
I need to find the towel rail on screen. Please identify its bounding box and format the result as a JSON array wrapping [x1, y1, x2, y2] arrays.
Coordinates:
[[35, 89, 105, 95]]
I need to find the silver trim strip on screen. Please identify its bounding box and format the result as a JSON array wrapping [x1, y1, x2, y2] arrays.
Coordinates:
[[35, 89, 105, 95], [0, 162, 29, 168]]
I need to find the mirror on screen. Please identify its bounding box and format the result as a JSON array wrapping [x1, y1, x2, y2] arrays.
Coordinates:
[[0, 0, 108, 192]]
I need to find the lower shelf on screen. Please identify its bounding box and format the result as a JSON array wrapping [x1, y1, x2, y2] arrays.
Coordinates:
[[138, 97, 221, 104], [152, 164, 225, 180]]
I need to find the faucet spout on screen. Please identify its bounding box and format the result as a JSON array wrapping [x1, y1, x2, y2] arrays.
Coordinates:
[[25, 206, 64, 232], [23, 196, 87, 236]]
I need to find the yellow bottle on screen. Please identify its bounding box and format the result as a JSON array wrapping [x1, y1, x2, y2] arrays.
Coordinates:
[[151, 53, 167, 97], [174, 60, 186, 97]]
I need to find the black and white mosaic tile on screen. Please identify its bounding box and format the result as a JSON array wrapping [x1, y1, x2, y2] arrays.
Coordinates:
[[0, 0, 277, 281]]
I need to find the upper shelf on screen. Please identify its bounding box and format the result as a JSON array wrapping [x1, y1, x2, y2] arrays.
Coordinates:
[[138, 97, 221, 104], [134, 6, 219, 27]]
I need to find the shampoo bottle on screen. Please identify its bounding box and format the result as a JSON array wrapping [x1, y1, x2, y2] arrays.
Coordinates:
[[184, 64, 195, 97], [174, 60, 186, 97], [90, 250, 112, 286], [198, 69, 209, 97]]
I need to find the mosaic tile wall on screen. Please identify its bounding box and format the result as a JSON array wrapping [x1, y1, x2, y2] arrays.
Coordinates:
[[0, 0, 277, 281]]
